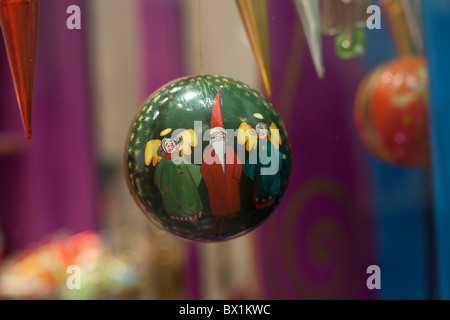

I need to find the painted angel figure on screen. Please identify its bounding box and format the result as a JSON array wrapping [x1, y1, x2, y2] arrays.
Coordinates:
[[145, 129, 203, 221], [238, 121, 284, 209]]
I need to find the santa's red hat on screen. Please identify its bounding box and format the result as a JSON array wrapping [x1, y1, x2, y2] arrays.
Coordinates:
[[211, 86, 224, 129]]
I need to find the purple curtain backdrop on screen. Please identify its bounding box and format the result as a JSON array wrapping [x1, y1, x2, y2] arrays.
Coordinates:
[[137, 0, 184, 103], [253, 1, 376, 299], [0, 0, 98, 252]]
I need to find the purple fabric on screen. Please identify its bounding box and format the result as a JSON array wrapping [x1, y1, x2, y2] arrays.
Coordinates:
[[253, 1, 376, 299], [0, 0, 98, 252], [137, 0, 184, 103]]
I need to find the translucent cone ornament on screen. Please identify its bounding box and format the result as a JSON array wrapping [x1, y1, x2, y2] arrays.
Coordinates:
[[293, 0, 324, 78]]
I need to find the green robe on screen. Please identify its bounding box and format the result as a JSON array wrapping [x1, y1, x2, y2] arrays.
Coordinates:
[[154, 154, 203, 218], [243, 139, 283, 208]]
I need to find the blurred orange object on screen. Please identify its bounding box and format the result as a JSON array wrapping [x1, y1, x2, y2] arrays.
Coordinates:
[[0, 0, 39, 139], [354, 56, 430, 166], [0, 230, 138, 299], [52, 231, 101, 267]]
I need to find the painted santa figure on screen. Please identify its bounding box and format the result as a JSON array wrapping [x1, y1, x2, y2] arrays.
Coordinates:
[[201, 87, 243, 216]]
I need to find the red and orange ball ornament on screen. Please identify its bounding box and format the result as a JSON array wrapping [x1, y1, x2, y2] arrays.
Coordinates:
[[354, 56, 430, 166]]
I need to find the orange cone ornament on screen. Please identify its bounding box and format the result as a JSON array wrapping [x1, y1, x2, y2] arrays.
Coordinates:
[[236, 0, 272, 97], [0, 0, 39, 139]]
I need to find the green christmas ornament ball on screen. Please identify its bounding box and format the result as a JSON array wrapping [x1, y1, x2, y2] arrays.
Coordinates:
[[125, 75, 292, 242]]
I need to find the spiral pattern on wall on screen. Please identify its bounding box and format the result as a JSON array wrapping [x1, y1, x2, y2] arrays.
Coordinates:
[[255, 177, 372, 299]]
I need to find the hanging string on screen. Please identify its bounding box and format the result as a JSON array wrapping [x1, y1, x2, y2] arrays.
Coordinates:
[[400, 0, 424, 54], [196, 0, 205, 75], [381, 0, 414, 56]]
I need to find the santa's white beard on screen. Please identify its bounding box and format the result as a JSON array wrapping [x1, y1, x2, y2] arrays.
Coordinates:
[[211, 140, 226, 172]]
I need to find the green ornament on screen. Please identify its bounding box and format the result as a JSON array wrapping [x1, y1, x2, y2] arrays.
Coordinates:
[[336, 26, 366, 59], [124, 75, 292, 242]]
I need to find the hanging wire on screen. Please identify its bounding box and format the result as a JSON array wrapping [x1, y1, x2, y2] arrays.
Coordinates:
[[196, 0, 205, 75]]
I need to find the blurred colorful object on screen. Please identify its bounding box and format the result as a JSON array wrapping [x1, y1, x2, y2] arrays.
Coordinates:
[[354, 56, 430, 166], [0, 0, 39, 139], [321, 0, 369, 59], [335, 25, 365, 60], [235, 0, 272, 96], [336, 0, 369, 59], [321, 0, 339, 35], [0, 231, 138, 299]]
